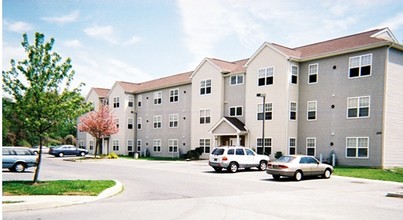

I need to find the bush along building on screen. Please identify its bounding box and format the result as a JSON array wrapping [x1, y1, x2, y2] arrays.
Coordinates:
[[78, 28, 403, 168]]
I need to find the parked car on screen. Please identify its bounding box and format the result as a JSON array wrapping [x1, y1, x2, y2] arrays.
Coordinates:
[[209, 146, 270, 173], [2, 146, 38, 172], [266, 155, 334, 181], [49, 145, 88, 157], [30, 146, 49, 154]]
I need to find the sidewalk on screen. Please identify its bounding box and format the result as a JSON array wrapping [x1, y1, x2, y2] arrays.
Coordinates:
[[2, 180, 123, 212]]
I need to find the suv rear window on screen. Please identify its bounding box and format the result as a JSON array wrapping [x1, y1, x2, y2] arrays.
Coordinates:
[[211, 148, 225, 156]]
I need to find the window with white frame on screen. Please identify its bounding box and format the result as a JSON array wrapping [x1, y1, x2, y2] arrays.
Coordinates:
[[128, 118, 133, 129], [349, 54, 372, 78], [153, 139, 161, 152], [113, 97, 120, 108], [137, 117, 142, 130], [170, 89, 179, 103], [308, 64, 318, 84], [229, 106, 243, 117], [89, 140, 94, 150], [168, 139, 178, 152], [199, 139, 210, 153], [113, 139, 119, 151], [290, 102, 297, 120], [230, 74, 244, 85], [200, 79, 211, 95], [153, 115, 162, 128], [258, 67, 274, 86], [127, 139, 133, 152], [137, 139, 142, 152], [200, 109, 211, 124], [307, 101, 317, 120], [128, 95, 134, 107], [347, 96, 370, 118], [346, 137, 369, 158], [306, 137, 316, 156], [114, 119, 119, 128], [169, 114, 179, 128], [289, 138, 296, 155], [154, 91, 162, 105], [79, 140, 85, 148], [257, 103, 272, 120], [257, 138, 272, 155], [291, 66, 298, 84], [137, 95, 142, 108]]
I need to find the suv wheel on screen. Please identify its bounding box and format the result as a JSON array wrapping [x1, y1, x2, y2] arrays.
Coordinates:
[[228, 162, 238, 173], [258, 161, 267, 171]]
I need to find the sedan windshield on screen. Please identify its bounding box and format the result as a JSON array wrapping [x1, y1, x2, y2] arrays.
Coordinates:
[[276, 156, 295, 163]]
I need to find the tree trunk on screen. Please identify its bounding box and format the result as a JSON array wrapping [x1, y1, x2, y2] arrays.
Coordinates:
[[33, 136, 43, 183], [94, 138, 99, 158]]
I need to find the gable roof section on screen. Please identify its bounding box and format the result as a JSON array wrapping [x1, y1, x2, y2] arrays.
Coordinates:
[[209, 117, 248, 134], [117, 81, 139, 93], [134, 71, 192, 93], [191, 58, 248, 78], [93, 87, 110, 97]]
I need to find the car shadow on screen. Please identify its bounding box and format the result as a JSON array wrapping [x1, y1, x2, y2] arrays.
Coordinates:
[[203, 168, 264, 174], [261, 175, 326, 182]]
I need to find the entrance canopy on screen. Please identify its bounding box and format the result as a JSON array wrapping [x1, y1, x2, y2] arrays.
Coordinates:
[[209, 117, 248, 146]]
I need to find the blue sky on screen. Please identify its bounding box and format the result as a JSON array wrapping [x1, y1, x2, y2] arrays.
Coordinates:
[[3, 0, 403, 95]]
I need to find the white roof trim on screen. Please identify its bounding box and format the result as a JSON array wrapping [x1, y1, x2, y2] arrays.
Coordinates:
[[371, 28, 398, 43], [190, 58, 223, 78], [244, 42, 290, 67]]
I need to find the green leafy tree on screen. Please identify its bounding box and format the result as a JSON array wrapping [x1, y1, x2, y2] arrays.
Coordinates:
[[2, 33, 91, 183]]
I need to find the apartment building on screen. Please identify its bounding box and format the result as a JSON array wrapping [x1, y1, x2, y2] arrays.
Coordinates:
[[78, 28, 403, 167]]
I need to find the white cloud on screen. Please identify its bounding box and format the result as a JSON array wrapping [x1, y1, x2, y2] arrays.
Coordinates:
[[63, 39, 83, 48], [123, 36, 142, 46], [84, 25, 118, 44], [376, 12, 403, 32], [3, 20, 33, 33], [42, 10, 80, 24], [2, 42, 26, 70]]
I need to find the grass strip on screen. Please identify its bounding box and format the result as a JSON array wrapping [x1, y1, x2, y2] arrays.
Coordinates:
[[334, 167, 403, 183], [2, 180, 115, 196]]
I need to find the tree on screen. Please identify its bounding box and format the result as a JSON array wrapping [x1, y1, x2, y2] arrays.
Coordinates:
[[77, 105, 119, 158], [2, 33, 91, 183]]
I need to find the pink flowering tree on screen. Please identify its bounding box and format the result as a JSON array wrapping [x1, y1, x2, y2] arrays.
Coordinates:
[[77, 105, 119, 158]]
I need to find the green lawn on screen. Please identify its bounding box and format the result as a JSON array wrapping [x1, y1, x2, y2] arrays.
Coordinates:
[[334, 167, 403, 183], [2, 180, 116, 196]]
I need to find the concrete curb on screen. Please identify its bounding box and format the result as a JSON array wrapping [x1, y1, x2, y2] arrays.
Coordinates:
[[2, 180, 123, 212]]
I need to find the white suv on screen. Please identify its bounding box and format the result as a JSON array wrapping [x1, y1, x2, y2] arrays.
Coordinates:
[[209, 146, 270, 173]]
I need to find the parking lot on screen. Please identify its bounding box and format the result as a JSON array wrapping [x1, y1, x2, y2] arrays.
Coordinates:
[[3, 155, 403, 220]]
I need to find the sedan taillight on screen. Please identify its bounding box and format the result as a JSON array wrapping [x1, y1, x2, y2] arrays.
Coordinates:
[[278, 165, 289, 169]]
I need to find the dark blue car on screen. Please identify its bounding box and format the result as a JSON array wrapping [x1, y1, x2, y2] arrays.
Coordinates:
[[49, 145, 88, 157]]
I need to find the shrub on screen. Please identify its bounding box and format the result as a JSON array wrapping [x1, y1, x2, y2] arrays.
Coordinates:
[[186, 148, 202, 160], [107, 152, 118, 159], [274, 151, 283, 159]]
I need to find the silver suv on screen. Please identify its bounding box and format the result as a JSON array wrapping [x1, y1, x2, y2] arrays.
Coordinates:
[[2, 147, 38, 172], [209, 146, 270, 173]]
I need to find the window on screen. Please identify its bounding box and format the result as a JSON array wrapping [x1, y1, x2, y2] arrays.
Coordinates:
[[154, 91, 162, 105], [200, 79, 211, 95], [79, 141, 85, 148], [290, 102, 297, 120], [308, 64, 318, 84], [291, 66, 298, 84], [168, 139, 178, 152], [153, 115, 162, 128], [169, 114, 179, 128], [137, 95, 142, 108], [89, 141, 94, 150], [128, 95, 134, 107], [289, 138, 296, 155], [257, 103, 272, 120], [128, 118, 133, 129], [307, 101, 317, 120], [258, 67, 274, 86], [200, 109, 211, 124], [170, 89, 179, 103], [199, 139, 211, 153], [346, 137, 369, 158], [114, 119, 119, 128], [306, 137, 316, 156], [230, 74, 244, 85], [127, 139, 133, 152], [236, 148, 245, 155], [347, 96, 370, 118], [257, 138, 272, 155], [349, 54, 372, 78], [137, 117, 142, 130], [113, 97, 120, 108], [113, 140, 119, 151], [153, 139, 161, 152], [229, 106, 243, 117], [137, 139, 142, 152]]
